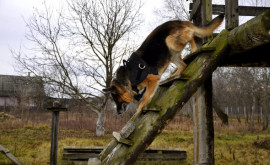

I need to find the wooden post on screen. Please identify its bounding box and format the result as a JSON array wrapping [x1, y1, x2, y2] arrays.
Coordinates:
[[191, 0, 215, 164], [225, 0, 239, 30], [47, 101, 67, 165], [192, 77, 214, 165], [192, 0, 213, 45]]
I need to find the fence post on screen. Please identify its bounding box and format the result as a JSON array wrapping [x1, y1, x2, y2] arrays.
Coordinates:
[[47, 101, 67, 165]]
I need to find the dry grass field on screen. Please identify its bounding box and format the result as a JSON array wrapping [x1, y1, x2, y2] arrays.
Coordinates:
[[0, 111, 269, 165]]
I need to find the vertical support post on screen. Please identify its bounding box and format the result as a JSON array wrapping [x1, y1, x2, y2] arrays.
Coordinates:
[[192, 1, 214, 164], [192, 76, 214, 165], [193, 0, 213, 45], [47, 101, 67, 165], [201, 0, 212, 25], [225, 0, 239, 30], [50, 110, 60, 165]]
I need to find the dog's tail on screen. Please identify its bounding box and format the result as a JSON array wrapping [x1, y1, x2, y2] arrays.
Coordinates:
[[193, 14, 224, 38]]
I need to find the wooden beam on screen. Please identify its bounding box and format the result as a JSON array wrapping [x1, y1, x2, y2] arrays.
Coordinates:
[[62, 146, 186, 164], [228, 10, 270, 53], [192, 1, 215, 164], [192, 77, 214, 165], [221, 43, 270, 67], [189, 0, 201, 21], [225, 0, 239, 30], [201, 0, 212, 25], [190, 3, 270, 16]]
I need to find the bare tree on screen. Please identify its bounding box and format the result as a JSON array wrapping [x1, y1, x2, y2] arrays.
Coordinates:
[[12, 0, 142, 136], [154, 0, 190, 21]]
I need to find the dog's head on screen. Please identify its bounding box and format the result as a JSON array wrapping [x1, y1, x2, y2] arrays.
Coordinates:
[[103, 66, 135, 114]]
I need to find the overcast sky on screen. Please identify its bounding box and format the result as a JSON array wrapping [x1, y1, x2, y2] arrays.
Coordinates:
[[0, 0, 268, 76], [0, 0, 164, 76]]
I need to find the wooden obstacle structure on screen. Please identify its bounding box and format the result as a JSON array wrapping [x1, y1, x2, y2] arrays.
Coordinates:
[[62, 146, 186, 165], [95, 0, 270, 164]]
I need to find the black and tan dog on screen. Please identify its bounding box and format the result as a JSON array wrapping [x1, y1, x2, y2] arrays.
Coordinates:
[[103, 14, 224, 114]]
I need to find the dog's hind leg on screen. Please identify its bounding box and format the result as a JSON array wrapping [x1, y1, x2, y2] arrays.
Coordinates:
[[170, 52, 187, 77], [190, 37, 197, 53], [137, 74, 160, 114]]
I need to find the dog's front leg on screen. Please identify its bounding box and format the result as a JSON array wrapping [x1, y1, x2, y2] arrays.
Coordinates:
[[137, 74, 160, 114]]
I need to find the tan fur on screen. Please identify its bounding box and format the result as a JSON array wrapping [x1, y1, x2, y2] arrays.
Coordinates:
[[165, 18, 223, 78], [136, 74, 160, 113], [111, 81, 133, 103]]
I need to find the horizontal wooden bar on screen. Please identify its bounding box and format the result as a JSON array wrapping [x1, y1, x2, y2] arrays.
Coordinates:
[[62, 146, 186, 161], [190, 3, 270, 16]]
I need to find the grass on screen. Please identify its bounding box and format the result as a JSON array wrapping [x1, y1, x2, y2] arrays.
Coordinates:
[[0, 113, 269, 165]]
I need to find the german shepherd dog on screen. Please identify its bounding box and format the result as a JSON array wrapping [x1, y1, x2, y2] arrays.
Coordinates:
[[103, 14, 224, 114]]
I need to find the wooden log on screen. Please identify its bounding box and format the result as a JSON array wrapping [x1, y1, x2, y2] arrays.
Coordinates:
[[228, 10, 270, 53]]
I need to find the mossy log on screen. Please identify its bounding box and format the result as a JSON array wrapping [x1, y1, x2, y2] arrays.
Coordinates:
[[99, 10, 270, 165]]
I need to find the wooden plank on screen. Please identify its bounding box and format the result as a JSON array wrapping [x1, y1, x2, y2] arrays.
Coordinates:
[[159, 74, 190, 87], [112, 132, 134, 146], [62, 146, 186, 161], [190, 3, 270, 16], [184, 47, 216, 64], [0, 145, 22, 165]]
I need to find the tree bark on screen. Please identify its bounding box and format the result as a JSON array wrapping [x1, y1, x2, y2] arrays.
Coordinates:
[[96, 109, 106, 137], [249, 95, 259, 129], [262, 106, 269, 130]]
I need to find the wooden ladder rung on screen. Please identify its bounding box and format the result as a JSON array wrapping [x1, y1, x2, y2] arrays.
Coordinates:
[[159, 74, 190, 87], [142, 107, 161, 112], [184, 47, 216, 63], [113, 132, 134, 146]]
